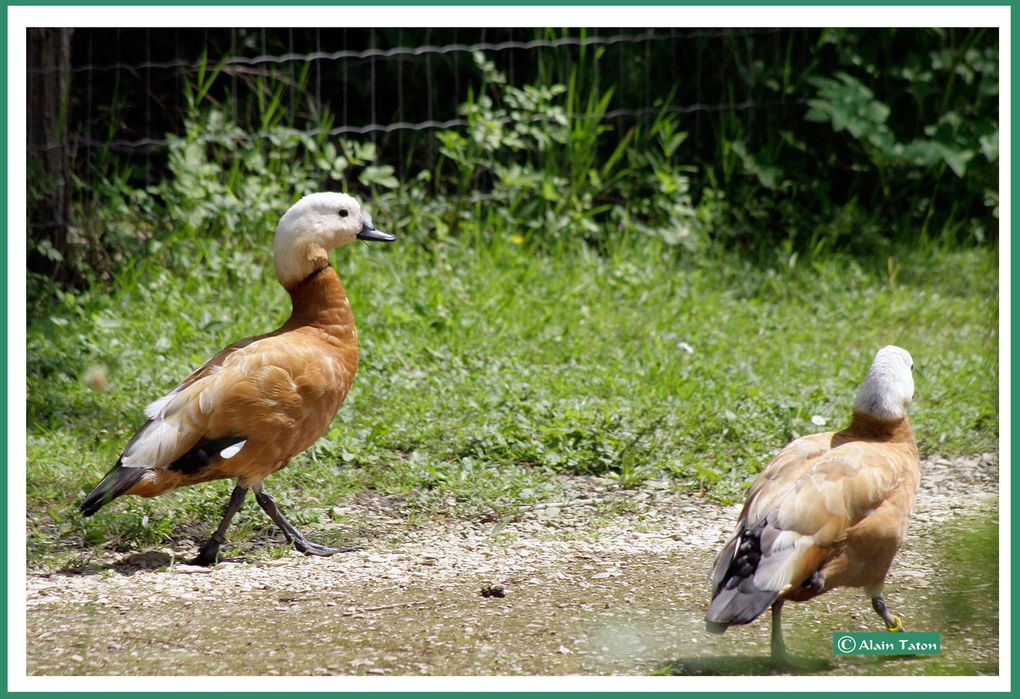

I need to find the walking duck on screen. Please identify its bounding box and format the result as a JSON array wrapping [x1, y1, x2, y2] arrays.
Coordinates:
[[80, 192, 394, 565], [706, 346, 920, 666]]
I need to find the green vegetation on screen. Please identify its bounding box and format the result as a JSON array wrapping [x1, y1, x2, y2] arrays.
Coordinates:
[[28, 234, 997, 562], [33, 29, 998, 285], [26, 29, 998, 565]]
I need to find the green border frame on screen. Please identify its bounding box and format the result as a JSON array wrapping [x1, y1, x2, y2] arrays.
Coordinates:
[[2, 0, 1014, 5], [2, 0, 7, 693], [7, 5, 1010, 695]]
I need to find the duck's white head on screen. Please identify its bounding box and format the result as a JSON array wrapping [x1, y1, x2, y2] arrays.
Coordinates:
[[274, 192, 394, 288], [853, 345, 915, 422]]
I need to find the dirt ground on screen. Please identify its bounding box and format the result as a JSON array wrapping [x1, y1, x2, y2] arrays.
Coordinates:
[[26, 453, 999, 676]]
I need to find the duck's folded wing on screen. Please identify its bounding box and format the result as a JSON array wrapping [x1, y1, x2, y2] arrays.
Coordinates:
[[740, 432, 833, 522], [81, 334, 339, 515], [750, 442, 911, 594], [141, 340, 327, 455], [710, 434, 829, 589], [707, 440, 912, 626], [136, 334, 344, 465], [708, 434, 833, 625], [80, 360, 269, 515]]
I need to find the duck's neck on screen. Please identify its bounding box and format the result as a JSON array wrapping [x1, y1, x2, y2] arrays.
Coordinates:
[[282, 264, 358, 349], [835, 411, 916, 446]]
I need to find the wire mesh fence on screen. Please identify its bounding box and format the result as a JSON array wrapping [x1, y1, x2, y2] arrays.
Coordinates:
[[26, 27, 999, 286], [28, 27, 803, 215]]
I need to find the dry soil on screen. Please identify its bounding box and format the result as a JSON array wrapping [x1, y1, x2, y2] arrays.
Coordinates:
[[26, 453, 999, 676]]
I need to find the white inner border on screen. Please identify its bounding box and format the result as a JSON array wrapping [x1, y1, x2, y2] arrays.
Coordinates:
[[8, 5, 1011, 694]]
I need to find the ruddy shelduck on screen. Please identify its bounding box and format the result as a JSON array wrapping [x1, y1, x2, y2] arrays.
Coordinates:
[[80, 192, 395, 565], [706, 346, 920, 666]]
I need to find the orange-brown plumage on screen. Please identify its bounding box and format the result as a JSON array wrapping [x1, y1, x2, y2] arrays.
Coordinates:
[[80, 192, 394, 564], [124, 267, 360, 497], [706, 346, 920, 664]]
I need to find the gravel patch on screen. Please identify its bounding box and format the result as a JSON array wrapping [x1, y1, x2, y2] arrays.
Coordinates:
[[26, 453, 999, 676]]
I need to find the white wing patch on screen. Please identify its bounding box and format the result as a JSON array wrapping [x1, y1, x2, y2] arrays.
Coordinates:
[[769, 529, 801, 553], [130, 356, 238, 469], [753, 536, 814, 591], [143, 393, 174, 420], [120, 419, 185, 469], [219, 440, 246, 459]]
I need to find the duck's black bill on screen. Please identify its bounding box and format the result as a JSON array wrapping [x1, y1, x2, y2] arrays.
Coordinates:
[[357, 224, 395, 242]]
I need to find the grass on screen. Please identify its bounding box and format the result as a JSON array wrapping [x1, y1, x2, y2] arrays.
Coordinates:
[[26, 234, 998, 566]]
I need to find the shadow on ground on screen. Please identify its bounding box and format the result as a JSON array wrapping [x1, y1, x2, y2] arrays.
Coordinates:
[[659, 655, 807, 675]]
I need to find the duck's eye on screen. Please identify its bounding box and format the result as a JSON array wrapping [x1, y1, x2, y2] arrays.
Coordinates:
[[338, 209, 349, 218]]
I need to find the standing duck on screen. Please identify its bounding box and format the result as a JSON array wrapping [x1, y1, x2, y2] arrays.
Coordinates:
[[80, 192, 394, 565], [706, 346, 920, 666]]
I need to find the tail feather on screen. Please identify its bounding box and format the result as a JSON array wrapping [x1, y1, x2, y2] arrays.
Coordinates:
[[706, 577, 778, 631], [79, 464, 145, 516], [705, 523, 779, 632]]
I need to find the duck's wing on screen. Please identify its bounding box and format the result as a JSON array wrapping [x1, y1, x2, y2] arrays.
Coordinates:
[[707, 436, 915, 627], [147, 331, 275, 413], [81, 332, 344, 515], [709, 432, 831, 586], [740, 432, 835, 523], [706, 433, 830, 626], [132, 332, 344, 467]]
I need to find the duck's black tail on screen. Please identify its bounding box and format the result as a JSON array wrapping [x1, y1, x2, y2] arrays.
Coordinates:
[[79, 464, 145, 516], [705, 523, 779, 633]]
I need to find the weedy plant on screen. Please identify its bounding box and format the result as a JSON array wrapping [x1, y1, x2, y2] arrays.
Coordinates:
[[432, 50, 701, 251], [698, 28, 998, 258]]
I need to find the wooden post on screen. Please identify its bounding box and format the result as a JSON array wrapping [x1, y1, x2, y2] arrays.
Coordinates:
[[27, 28, 74, 281]]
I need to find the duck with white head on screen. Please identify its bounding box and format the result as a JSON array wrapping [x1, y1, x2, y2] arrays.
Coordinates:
[[80, 192, 394, 565], [706, 346, 921, 668]]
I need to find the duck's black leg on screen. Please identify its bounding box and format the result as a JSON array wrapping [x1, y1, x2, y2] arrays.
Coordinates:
[[192, 485, 249, 566], [253, 485, 354, 556], [872, 594, 905, 632]]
